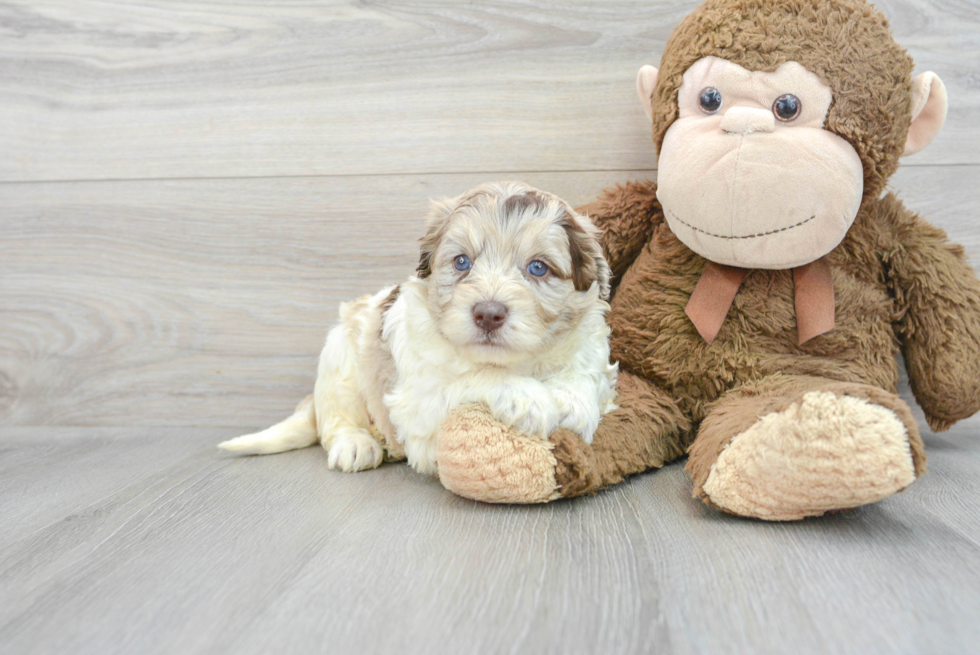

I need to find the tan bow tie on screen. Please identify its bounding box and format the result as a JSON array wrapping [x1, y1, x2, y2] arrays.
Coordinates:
[[685, 257, 835, 345]]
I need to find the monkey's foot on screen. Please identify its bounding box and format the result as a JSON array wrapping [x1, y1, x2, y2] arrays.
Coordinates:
[[693, 390, 919, 521]]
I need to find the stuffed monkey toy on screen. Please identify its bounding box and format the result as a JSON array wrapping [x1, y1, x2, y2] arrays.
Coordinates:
[[434, 0, 980, 520]]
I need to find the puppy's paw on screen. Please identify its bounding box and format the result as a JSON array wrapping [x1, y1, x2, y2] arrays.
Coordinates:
[[326, 432, 384, 472], [488, 380, 560, 440], [512, 402, 561, 440], [551, 387, 600, 445]]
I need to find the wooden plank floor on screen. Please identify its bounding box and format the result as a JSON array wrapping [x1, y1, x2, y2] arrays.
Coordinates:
[[2, 1, 980, 653], [1, 421, 979, 655]]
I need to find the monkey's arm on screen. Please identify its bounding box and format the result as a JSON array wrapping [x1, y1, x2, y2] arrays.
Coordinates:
[[436, 371, 690, 503], [883, 194, 980, 431], [576, 180, 663, 290]]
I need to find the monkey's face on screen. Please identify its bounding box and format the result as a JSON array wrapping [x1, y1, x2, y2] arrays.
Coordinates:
[[656, 57, 864, 270]]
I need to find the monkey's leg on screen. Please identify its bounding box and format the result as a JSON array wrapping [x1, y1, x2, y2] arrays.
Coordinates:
[[436, 372, 690, 503], [687, 375, 926, 521]]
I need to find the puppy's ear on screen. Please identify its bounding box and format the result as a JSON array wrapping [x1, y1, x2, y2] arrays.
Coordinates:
[[561, 210, 611, 300], [417, 197, 456, 278]]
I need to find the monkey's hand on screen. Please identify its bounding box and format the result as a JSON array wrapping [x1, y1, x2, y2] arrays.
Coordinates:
[[886, 195, 980, 431]]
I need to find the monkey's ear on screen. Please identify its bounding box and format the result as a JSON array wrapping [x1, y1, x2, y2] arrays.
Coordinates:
[[417, 197, 456, 278], [903, 72, 947, 157], [636, 65, 659, 121]]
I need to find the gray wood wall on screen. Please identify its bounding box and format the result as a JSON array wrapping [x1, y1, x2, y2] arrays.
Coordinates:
[[2, 0, 978, 429]]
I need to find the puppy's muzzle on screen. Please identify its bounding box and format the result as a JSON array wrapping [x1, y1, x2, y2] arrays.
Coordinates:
[[472, 301, 508, 333]]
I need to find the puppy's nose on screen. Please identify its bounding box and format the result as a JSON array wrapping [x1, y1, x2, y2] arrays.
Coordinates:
[[472, 301, 509, 332]]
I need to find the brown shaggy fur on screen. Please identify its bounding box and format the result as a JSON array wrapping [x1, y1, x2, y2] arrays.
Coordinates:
[[552, 371, 691, 495], [564, 177, 979, 502], [435, 0, 980, 516]]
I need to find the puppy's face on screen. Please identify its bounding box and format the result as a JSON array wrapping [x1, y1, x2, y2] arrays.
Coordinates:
[[417, 182, 610, 364]]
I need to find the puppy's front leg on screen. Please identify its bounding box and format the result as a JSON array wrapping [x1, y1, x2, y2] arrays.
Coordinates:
[[386, 387, 451, 475], [546, 378, 611, 445], [314, 323, 385, 473], [454, 375, 561, 440]]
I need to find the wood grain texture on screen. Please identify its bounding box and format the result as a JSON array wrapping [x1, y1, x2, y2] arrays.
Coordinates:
[[0, 422, 978, 655], [0, 0, 978, 183], [2, 167, 978, 428]]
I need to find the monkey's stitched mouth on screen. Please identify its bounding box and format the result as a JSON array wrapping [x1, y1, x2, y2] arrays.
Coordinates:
[[667, 209, 816, 240]]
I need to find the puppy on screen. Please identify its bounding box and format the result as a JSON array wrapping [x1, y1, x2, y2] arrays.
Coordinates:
[[219, 182, 618, 475]]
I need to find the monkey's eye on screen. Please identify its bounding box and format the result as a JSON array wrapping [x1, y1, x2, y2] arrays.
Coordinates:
[[454, 255, 471, 272], [526, 260, 549, 277], [698, 87, 722, 114], [773, 94, 801, 122]]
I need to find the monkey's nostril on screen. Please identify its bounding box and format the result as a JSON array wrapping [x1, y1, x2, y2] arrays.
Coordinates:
[[472, 301, 509, 333]]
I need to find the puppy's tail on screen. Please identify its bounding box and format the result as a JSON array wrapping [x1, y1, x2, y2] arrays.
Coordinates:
[[218, 395, 318, 455]]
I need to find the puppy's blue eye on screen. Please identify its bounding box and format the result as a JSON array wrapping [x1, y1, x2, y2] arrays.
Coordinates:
[[454, 255, 471, 271], [527, 260, 548, 277]]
